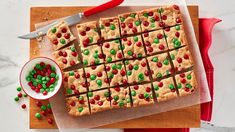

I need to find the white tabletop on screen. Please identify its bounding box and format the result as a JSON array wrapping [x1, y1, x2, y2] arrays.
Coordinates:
[[0, 0, 234, 132]]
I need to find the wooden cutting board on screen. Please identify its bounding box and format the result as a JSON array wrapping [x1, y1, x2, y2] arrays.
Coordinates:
[[30, 6, 200, 129]]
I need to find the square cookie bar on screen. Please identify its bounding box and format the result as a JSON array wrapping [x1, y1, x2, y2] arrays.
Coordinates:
[[130, 83, 154, 107], [147, 53, 172, 80], [164, 25, 188, 49], [153, 77, 178, 102], [52, 45, 80, 69], [102, 40, 124, 63], [76, 21, 100, 47], [138, 8, 162, 32], [142, 30, 168, 55], [105, 61, 128, 87], [81, 44, 104, 66], [66, 94, 90, 116], [47, 21, 75, 50], [85, 65, 109, 91], [121, 35, 145, 59], [99, 17, 121, 40], [87, 89, 111, 114], [159, 5, 183, 27], [110, 86, 131, 108], [125, 59, 151, 84], [118, 12, 141, 36], [63, 69, 87, 96], [169, 46, 193, 72], [175, 70, 197, 96]]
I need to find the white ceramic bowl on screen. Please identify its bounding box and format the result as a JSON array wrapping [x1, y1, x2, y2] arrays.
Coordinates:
[[20, 57, 62, 100]]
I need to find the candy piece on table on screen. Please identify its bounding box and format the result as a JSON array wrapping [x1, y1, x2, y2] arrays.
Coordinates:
[[85, 65, 109, 91], [130, 83, 154, 107], [17, 86, 22, 92], [153, 77, 178, 102], [118, 12, 142, 36], [105, 61, 128, 87], [110, 86, 131, 108], [66, 94, 90, 116], [175, 70, 197, 96], [102, 39, 124, 63], [47, 118, 53, 124], [47, 21, 75, 50], [99, 17, 121, 40], [21, 104, 26, 109], [63, 69, 88, 96], [124, 58, 151, 84], [87, 89, 111, 114], [52, 45, 80, 69], [169, 46, 193, 72], [76, 21, 100, 47], [147, 53, 172, 80], [121, 35, 146, 59], [142, 30, 168, 55], [14, 97, 19, 102], [35, 112, 41, 119], [164, 25, 188, 49]]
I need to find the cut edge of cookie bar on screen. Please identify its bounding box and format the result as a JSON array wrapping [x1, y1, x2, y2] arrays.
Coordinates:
[[110, 86, 132, 109], [99, 17, 121, 40]]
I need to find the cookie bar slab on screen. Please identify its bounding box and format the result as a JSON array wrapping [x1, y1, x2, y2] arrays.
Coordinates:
[[63, 69, 87, 96], [147, 53, 172, 80], [47, 21, 75, 50], [130, 83, 154, 107], [175, 70, 197, 96], [118, 12, 142, 36], [138, 8, 162, 32], [153, 77, 178, 102], [164, 25, 188, 49], [110, 86, 131, 108], [76, 21, 100, 47], [52, 45, 80, 69], [99, 17, 121, 40], [102, 40, 124, 63], [169, 46, 193, 72], [121, 35, 146, 59], [66, 94, 90, 116], [125, 59, 151, 84], [85, 65, 109, 91], [88, 89, 111, 114], [142, 30, 168, 55], [105, 61, 128, 87], [81, 44, 104, 66]]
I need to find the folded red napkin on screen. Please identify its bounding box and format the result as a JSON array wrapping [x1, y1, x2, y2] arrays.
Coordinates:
[[124, 18, 221, 132]]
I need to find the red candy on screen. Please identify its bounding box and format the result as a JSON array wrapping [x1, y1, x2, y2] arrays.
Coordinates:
[[154, 15, 159, 21], [127, 40, 132, 46], [94, 95, 100, 100], [177, 58, 183, 63], [18, 93, 22, 98], [121, 23, 126, 28], [98, 101, 103, 106], [47, 118, 53, 124], [159, 44, 165, 50], [114, 87, 120, 92], [157, 62, 162, 68], [120, 69, 126, 76], [159, 22, 165, 27], [36, 101, 42, 107], [106, 66, 111, 71], [176, 18, 181, 23], [146, 87, 151, 92], [138, 94, 144, 99], [62, 52, 67, 57], [64, 33, 70, 39], [143, 32, 149, 37], [21, 104, 26, 109], [97, 72, 102, 77], [162, 15, 167, 20], [136, 42, 142, 47], [181, 78, 186, 84], [173, 4, 179, 10], [133, 85, 139, 90], [145, 41, 151, 46], [143, 21, 149, 27], [148, 11, 153, 16], [70, 60, 76, 66], [175, 32, 180, 37], [104, 43, 110, 48], [165, 27, 170, 32], [41, 110, 47, 116], [128, 64, 133, 70], [184, 54, 189, 59], [71, 52, 77, 57], [180, 73, 185, 78], [52, 39, 58, 45], [86, 27, 90, 31], [62, 59, 67, 64], [62, 28, 67, 33], [42, 91, 47, 95], [70, 101, 76, 106], [112, 69, 118, 74], [128, 23, 133, 28], [141, 61, 147, 67], [117, 52, 123, 59], [80, 31, 86, 36], [132, 27, 137, 33], [144, 70, 150, 76], [157, 33, 163, 39], [105, 22, 110, 27], [56, 33, 62, 38], [158, 82, 163, 87]]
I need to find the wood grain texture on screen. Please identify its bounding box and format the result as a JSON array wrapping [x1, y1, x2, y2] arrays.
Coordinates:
[[30, 6, 199, 129]]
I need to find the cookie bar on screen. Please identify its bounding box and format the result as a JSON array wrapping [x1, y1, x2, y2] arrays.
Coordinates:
[[169, 46, 193, 71], [121, 35, 145, 59], [138, 8, 162, 32], [76, 21, 100, 47], [164, 25, 188, 49], [153, 77, 178, 102], [105, 61, 128, 87], [159, 5, 183, 27], [102, 40, 124, 63], [63, 69, 87, 96], [130, 83, 154, 107], [85, 65, 109, 91], [88, 89, 111, 114], [110, 86, 131, 108], [147, 53, 172, 80], [47, 21, 75, 50], [99, 17, 121, 40], [66, 94, 90, 116], [124, 59, 151, 84], [175, 70, 197, 96], [52, 45, 80, 69], [118, 12, 142, 36], [142, 30, 168, 55], [81, 44, 104, 66]]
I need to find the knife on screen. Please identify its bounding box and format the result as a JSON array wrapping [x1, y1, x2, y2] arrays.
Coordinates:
[[18, 0, 124, 39]]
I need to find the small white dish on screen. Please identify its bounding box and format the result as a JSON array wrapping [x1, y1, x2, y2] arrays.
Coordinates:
[[20, 57, 63, 100]]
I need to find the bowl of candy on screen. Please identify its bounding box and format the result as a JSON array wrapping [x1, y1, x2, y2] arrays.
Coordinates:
[[20, 57, 63, 100]]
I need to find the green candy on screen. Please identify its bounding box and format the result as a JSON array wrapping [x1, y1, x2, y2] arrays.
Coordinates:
[[33, 82, 37, 86], [110, 49, 116, 55], [89, 37, 93, 43], [168, 84, 175, 90], [130, 13, 136, 18], [171, 54, 175, 60], [163, 59, 169, 65], [137, 53, 142, 58], [158, 8, 164, 13], [88, 92, 93, 97], [187, 75, 192, 80], [114, 95, 119, 101], [150, 17, 155, 23], [50, 88, 55, 92], [175, 25, 180, 30], [35, 113, 41, 119], [41, 77, 46, 81], [127, 70, 132, 76], [83, 49, 89, 55], [144, 93, 150, 98], [154, 85, 159, 91], [67, 89, 72, 94], [125, 60, 129, 65], [112, 64, 117, 69], [119, 101, 124, 107], [156, 93, 159, 97], [153, 38, 159, 44], [151, 23, 155, 28], [23, 94, 27, 97], [14, 97, 19, 102], [51, 27, 56, 33], [78, 107, 83, 112], [60, 39, 66, 44], [133, 65, 139, 70], [78, 96, 84, 101], [143, 13, 148, 17], [95, 59, 100, 64], [41, 105, 47, 111], [104, 92, 109, 97], [90, 74, 97, 80], [127, 50, 133, 56], [40, 88, 44, 93], [126, 98, 130, 103], [26, 76, 31, 82], [69, 71, 74, 76], [156, 73, 162, 78], [17, 87, 22, 92], [120, 17, 125, 22], [100, 25, 104, 29], [135, 20, 140, 26], [177, 83, 182, 89], [93, 53, 98, 58], [152, 57, 158, 62], [83, 60, 88, 65], [70, 46, 76, 52], [131, 90, 136, 96], [186, 83, 192, 89], [36, 64, 41, 69], [133, 36, 138, 42], [117, 64, 122, 69], [114, 39, 120, 43], [47, 103, 51, 109], [96, 79, 102, 86], [138, 73, 144, 81], [174, 40, 181, 48], [50, 73, 56, 78], [107, 57, 112, 63], [110, 24, 116, 30]]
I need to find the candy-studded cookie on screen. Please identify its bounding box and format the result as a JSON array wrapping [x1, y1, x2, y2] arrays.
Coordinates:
[[99, 17, 121, 40], [81, 44, 104, 66], [102, 40, 124, 63], [110, 86, 131, 108]]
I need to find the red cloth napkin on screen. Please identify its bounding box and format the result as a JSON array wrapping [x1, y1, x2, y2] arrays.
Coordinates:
[[124, 18, 221, 132]]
